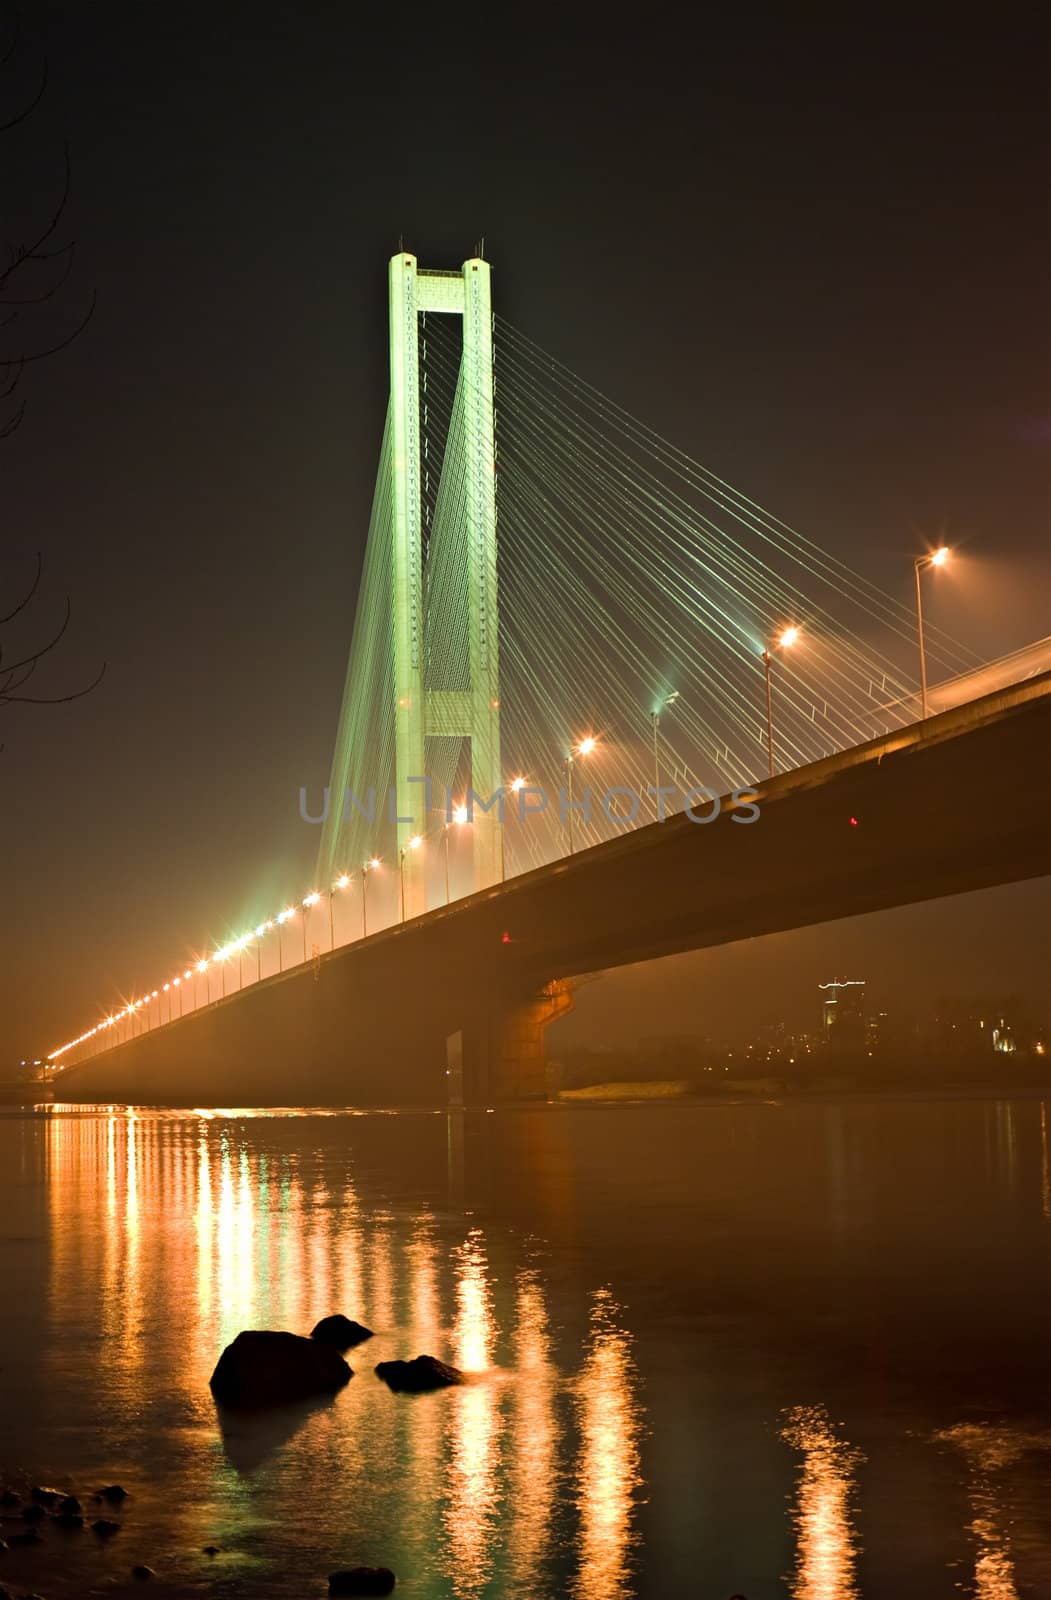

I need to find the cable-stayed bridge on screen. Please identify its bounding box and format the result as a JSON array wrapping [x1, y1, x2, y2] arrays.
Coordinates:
[[52, 253, 1051, 1104]]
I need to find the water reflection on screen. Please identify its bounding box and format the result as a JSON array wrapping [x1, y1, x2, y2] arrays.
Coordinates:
[[508, 1265, 559, 1594], [573, 1287, 643, 1600], [444, 1229, 503, 1596], [17, 1100, 1048, 1598], [780, 1404, 863, 1600], [934, 1424, 1032, 1599]]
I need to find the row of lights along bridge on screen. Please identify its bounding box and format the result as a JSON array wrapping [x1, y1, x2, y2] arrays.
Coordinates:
[[47, 547, 952, 1063]]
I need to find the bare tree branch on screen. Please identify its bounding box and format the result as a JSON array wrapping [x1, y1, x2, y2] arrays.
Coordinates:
[[0, 549, 41, 623]]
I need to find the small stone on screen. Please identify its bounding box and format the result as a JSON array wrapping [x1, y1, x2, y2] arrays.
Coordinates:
[[99, 1485, 128, 1504], [8, 1529, 44, 1545], [311, 1314, 374, 1348], [132, 1565, 156, 1580], [54, 1512, 84, 1528], [328, 1569, 397, 1597], [202, 1545, 221, 1556], [58, 1495, 81, 1515], [21, 1504, 47, 1522], [92, 1518, 121, 1538], [31, 1485, 63, 1507], [374, 1354, 465, 1392]]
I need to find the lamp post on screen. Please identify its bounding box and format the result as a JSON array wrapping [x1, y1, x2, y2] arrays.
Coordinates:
[[361, 858, 379, 938], [399, 836, 422, 922], [302, 892, 320, 962], [504, 777, 527, 881], [914, 546, 949, 719], [650, 691, 679, 811], [564, 736, 596, 855], [760, 626, 799, 779], [443, 804, 469, 905]]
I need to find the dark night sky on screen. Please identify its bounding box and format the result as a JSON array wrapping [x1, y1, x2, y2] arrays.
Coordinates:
[[2, 5, 1048, 1061]]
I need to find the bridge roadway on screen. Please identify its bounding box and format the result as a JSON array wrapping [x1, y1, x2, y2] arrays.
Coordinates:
[[60, 672, 1051, 1107]]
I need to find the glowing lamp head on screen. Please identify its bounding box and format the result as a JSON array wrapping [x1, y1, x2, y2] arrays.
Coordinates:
[[779, 626, 800, 648], [930, 545, 950, 566], [303, 891, 320, 907], [452, 804, 469, 825], [510, 776, 526, 793], [335, 874, 350, 890], [196, 960, 208, 973], [409, 835, 422, 851], [368, 857, 380, 870], [577, 736, 596, 757]]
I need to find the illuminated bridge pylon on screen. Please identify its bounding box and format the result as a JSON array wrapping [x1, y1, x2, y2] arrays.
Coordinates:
[[320, 253, 501, 917]]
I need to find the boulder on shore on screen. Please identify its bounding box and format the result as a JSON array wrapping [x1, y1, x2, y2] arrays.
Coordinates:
[[210, 1330, 352, 1407], [328, 1568, 396, 1596], [311, 1314, 374, 1349], [374, 1355, 465, 1392]]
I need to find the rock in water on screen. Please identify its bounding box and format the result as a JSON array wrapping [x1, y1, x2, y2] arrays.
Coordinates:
[[58, 1495, 82, 1515], [99, 1485, 128, 1504], [92, 1519, 121, 1538], [21, 1504, 47, 1522], [210, 1330, 352, 1407], [311, 1314, 374, 1349], [328, 1569, 397, 1596], [31, 1485, 63, 1506], [0, 1488, 20, 1506], [374, 1355, 465, 1392], [132, 1565, 156, 1580]]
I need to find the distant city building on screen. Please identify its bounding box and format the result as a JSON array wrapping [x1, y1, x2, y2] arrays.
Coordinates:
[[933, 995, 1030, 1060], [819, 979, 867, 1055]]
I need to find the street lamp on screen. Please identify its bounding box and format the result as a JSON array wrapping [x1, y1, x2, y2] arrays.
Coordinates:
[[760, 627, 799, 779], [443, 804, 469, 905], [565, 736, 597, 855], [650, 691, 679, 809], [399, 836, 422, 922], [302, 891, 321, 962], [914, 546, 950, 719], [331, 873, 350, 949], [276, 908, 294, 972], [361, 858, 380, 938]]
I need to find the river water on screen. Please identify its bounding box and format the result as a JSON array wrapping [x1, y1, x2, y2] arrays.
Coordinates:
[[1, 1097, 1049, 1598]]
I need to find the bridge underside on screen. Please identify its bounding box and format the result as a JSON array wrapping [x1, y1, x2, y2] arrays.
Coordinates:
[[59, 678, 1051, 1107]]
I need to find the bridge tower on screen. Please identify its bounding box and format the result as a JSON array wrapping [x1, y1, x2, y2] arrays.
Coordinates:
[[389, 252, 501, 916]]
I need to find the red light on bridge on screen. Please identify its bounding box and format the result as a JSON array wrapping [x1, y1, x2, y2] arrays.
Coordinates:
[[501, 931, 512, 944], [849, 816, 859, 827]]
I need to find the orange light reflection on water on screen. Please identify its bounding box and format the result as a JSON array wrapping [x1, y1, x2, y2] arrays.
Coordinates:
[[781, 1404, 863, 1600], [508, 1266, 559, 1593], [573, 1287, 643, 1600], [444, 1229, 502, 1597]]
